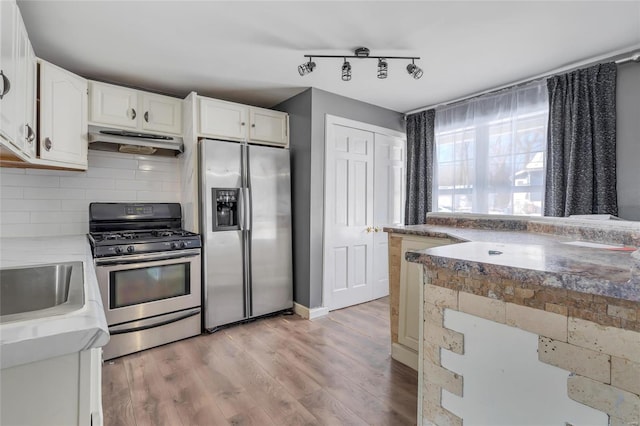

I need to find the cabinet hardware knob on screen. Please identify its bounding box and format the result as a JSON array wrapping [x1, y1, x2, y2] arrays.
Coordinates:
[[130, 108, 137, 120], [44, 137, 52, 151], [0, 70, 10, 100], [241, 122, 246, 126], [25, 124, 35, 143], [251, 123, 256, 128], [144, 111, 149, 122]]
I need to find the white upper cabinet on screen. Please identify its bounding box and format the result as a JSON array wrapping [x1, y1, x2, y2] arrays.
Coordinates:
[[0, 0, 36, 160], [198, 97, 247, 141], [141, 92, 182, 134], [89, 81, 182, 135], [14, 10, 36, 158], [39, 60, 88, 168], [249, 107, 288, 146], [89, 82, 138, 129], [0, 0, 18, 147], [198, 96, 289, 147]]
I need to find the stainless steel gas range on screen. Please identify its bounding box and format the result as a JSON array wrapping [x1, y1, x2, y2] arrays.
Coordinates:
[[88, 202, 202, 360]]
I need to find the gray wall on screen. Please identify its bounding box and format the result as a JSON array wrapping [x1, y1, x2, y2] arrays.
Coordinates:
[[274, 89, 313, 307], [616, 62, 640, 220], [276, 88, 404, 308]]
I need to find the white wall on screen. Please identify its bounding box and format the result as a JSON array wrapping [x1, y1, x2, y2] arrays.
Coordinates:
[[441, 309, 608, 426], [0, 150, 181, 238]]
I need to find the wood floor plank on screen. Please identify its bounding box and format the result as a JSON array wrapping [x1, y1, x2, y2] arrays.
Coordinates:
[[298, 388, 369, 426], [329, 306, 390, 343], [123, 353, 183, 426], [103, 297, 418, 426], [227, 406, 277, 426], [164, 367, 230, 426], [225, 323, 322, 397]]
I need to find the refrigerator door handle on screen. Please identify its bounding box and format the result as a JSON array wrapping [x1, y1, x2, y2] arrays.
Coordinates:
[[237, 186, 245, 231], [244, 188, 251, 231]]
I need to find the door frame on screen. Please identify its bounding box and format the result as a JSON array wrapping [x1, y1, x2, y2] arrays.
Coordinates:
[[322, 114, 406, 311]]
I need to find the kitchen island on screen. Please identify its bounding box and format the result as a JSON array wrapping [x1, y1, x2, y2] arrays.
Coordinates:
[[0, 235, 109, 425], [385, 213, 640, 426]]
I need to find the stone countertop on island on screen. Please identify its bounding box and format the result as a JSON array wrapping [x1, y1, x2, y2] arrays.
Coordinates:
[[384, 214, 640, 331], [0, 235, 109, 369]]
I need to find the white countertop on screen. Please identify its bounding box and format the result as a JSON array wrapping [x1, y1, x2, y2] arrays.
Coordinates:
[[0, 235, 109, 369]]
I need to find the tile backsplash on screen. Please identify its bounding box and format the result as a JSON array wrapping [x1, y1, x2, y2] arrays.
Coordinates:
[[0, 151, 182, 238]]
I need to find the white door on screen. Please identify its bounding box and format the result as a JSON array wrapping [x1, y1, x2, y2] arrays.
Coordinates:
[[141, 93, 182, 135], [324, 122, 375, 310], [88, 81, 138, 129], [39, 61, 88, 167], [373, 134, 406, 299]]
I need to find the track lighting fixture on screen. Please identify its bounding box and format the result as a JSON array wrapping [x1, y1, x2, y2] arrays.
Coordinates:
[[377, 58, 388, 79], [298, 47, 421, 80], [406, 59, 423, 79], [298, 59, 316, 76], [341, 59, 352, 81]]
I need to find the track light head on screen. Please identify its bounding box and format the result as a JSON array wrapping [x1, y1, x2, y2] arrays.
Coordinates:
[[406, 62, 423, 79], [341, 60, 352, 81], [377, 58, 388, 79], [298, 60, 316, 76]]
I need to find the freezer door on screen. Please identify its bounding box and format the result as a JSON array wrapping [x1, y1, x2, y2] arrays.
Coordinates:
[[247, 145, 293, 317], [200, 140, 247, 329]]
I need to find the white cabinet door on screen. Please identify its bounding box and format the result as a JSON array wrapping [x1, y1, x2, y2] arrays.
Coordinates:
[[372, 134, 406, 299], [249, 107, 288, 146], [142, 93, 182, 134], [324, 123, 375, 310], [198, 97, 247, 141], [89, 81, 138, 129], [399, 237, 452, 352], [0, 0, 17, 145], [39, 61, 88, 167], [23, 34, 36, 158], [13, 11, 36, 158]]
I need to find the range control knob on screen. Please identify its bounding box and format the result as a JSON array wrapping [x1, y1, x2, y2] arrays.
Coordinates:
[[180, 241, 187, 249], [115, 246, 123, 254], [171, 242, 178, 249], [127, 245, 135, 253]]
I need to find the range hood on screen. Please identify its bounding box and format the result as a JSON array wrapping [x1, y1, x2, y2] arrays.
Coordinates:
[[88, 125, 184, 157]]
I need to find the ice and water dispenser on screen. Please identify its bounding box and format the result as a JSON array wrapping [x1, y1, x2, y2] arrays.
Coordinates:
[[212, 188, 240, 230]]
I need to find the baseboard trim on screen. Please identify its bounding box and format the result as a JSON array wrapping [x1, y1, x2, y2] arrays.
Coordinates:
[[293, 303, 330, 320], [392, 343, 419, 371]]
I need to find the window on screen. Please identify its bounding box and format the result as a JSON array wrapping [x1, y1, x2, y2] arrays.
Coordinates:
[[433, 81, 548, 215]]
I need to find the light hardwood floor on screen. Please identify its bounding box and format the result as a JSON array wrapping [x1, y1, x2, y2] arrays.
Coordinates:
[[102, 297, 418, 426]]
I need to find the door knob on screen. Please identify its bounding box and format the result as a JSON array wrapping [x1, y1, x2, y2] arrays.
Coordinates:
[[366, 226, 373, 233], [374, 226, 381, 232]]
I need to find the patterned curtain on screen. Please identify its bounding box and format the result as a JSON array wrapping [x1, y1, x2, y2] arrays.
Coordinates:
[[544, 63, 618, 217], [405, 109, 435, 224]]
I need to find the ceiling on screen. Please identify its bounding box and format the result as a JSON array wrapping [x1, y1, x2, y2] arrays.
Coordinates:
[[17, 1, 640, 113]]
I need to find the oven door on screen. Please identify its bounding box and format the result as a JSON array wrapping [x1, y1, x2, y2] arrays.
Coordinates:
[[95, 249, 201, 326]]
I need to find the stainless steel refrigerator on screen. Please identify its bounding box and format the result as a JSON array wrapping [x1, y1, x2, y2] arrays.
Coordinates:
[[199, 139, 293, 331]]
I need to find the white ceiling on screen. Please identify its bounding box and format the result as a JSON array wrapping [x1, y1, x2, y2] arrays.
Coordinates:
[[17, 1, 640, 113]]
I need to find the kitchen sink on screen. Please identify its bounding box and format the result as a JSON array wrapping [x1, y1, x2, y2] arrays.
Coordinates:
[[0, 262, 85, 324]]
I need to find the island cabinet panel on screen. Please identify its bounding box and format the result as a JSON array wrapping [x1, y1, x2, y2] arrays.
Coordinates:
[[0, 348, 102, 426], [388, 233, 452, 370]]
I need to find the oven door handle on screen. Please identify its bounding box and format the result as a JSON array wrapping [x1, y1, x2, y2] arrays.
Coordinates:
[[95, 249, 201, 266], [108, 308, 201, 335]]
